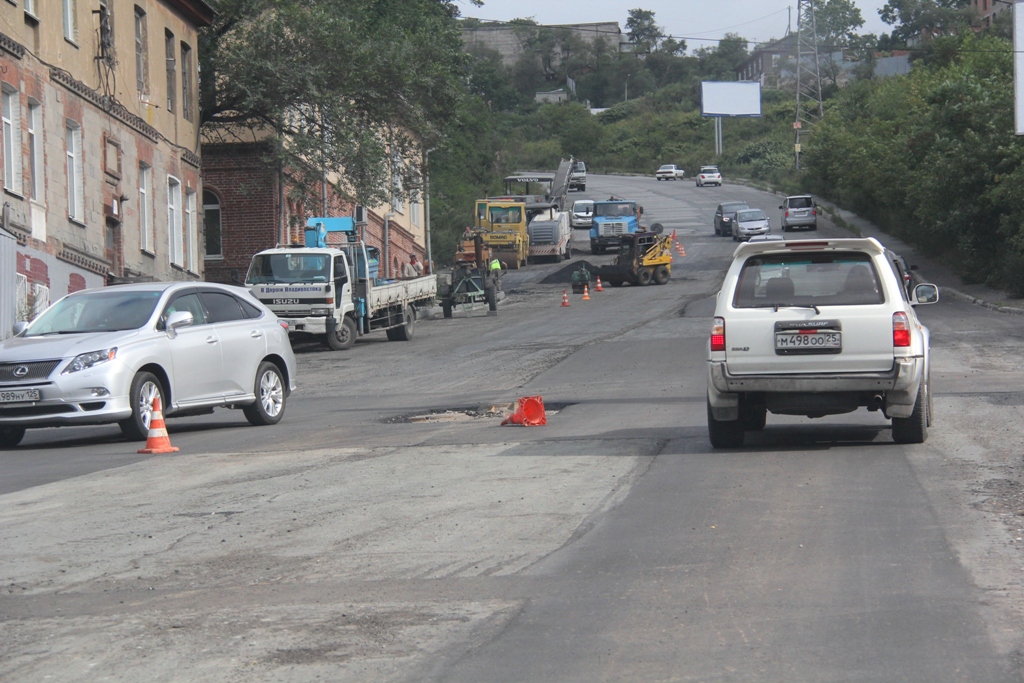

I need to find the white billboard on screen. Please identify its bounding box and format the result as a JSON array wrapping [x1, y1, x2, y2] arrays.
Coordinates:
[[701, 81, 762, 118]]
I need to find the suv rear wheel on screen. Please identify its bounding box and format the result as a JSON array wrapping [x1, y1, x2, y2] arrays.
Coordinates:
[[707, 398, 745, 448], [892, 380, 928, 444]]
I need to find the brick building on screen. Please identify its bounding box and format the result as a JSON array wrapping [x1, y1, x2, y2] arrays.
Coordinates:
[[0, 0, 213, 318], [201, 140, 428, 286], [972, 0, 1009, 29]]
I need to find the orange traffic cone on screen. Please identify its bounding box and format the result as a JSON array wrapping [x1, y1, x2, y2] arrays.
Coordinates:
[[678, 244, 686, 257], [561, 290, 571, 307], [595, 276, 604, 292], [138, 396, 178, 454], [501, 396, 547, 426], [582, 284, 591, 300]]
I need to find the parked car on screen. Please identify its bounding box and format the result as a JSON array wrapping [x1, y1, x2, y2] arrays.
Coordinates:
[[780, 195, 818, 231], [571, 199, 595, 228], [714, 201, 750, 236], [731, 208, 771, 241], [656, 164, 685, 181], [697, 166, 722, 187], [706, 237, 939, 448], [0, 282, 298, 448]]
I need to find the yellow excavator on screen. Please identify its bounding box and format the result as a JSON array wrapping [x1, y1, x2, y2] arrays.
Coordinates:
[[595, 226, 674, 286]]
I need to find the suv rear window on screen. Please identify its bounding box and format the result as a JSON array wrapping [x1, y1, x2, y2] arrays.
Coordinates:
[[787, 196, 813, 209], [733, 252, 884, 308]]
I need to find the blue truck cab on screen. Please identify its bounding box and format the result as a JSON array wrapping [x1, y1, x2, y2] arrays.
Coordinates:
[[589, 199, 643, 254]]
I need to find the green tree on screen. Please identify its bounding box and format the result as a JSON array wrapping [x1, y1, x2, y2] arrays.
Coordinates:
[[200, 0, 470, 209], [625, 8, 664, 53], [878, 0, 972, 44]]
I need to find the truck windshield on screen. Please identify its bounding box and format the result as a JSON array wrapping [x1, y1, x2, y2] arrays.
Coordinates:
[[595, 203, 634, 217], [246, 254, 332, 284]]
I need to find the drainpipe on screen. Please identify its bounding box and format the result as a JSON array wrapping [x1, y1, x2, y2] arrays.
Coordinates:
[[424, 147, 437, 273], [383, 211, 396, 279]]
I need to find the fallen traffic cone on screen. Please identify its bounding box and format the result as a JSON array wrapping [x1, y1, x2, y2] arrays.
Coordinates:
[[595, 276, 604, 292], [561, 290, 570, 307], [501, 396, 547, 426], [582, 284, 591, 300], [138, 396, 178, 454]]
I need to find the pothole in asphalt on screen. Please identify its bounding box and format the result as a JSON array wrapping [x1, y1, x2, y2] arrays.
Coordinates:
[[385, 402, 574, 424]]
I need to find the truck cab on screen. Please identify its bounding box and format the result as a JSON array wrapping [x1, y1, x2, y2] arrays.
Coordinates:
[[569, 160, 587, 192], [589, 199, 643, 254]]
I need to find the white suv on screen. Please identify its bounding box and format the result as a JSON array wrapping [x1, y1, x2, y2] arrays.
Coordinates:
[[706, 238, 939, 448]]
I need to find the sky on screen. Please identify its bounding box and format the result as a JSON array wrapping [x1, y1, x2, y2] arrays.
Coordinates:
[[460, 0, 892, 50]]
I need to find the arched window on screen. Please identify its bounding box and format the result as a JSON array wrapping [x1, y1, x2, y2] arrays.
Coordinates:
[[204, 190, 222, 258]]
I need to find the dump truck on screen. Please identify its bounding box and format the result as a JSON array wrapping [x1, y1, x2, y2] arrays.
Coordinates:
[[436, 231, 501, 318], [245, 217, 436, 350], [589, 197, 644, 254], [594, 227, 672, 286]]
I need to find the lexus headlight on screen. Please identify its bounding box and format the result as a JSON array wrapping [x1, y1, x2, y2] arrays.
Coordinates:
[[62, 348, 118, 374]]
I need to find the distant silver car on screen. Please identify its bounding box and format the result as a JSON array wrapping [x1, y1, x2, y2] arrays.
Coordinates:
[[732, 208, 771, 241], [780, 195, 818, 231], [0, 282, 298, 448]]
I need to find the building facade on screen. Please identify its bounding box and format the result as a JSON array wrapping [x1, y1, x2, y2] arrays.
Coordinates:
[[462, 22, 628, 67], [0, 0, 213, 318], [201, 140, 428, 286], [971, 0, 1009, 29]]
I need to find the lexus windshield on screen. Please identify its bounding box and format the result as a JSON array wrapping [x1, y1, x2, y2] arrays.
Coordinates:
[[24, 290, 163, 335]]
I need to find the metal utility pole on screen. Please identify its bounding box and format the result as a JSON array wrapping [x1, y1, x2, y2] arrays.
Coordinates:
[[794, 0, 824, 170]]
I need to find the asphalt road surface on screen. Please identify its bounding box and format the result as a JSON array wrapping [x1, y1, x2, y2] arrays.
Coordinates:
[[3, 174, 1024, 682]]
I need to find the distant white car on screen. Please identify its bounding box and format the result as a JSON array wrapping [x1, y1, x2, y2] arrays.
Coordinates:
[[697, 166, 722, 187], [656, 164, 685, 181], [706, 237, 939, 448], [570, 199, 594, 228]]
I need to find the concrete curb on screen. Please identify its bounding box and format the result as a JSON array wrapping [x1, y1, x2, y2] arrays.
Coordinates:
[[939, 287, 1024, 315]]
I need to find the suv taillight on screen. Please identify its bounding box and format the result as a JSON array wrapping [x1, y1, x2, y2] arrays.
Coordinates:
[[893, 312, 911, 347], [711, 317, 726, 352]]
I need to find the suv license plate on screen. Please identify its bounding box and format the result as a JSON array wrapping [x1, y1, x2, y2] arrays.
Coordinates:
[[0, 388, 40, 403], [776, 332, 842, 349]]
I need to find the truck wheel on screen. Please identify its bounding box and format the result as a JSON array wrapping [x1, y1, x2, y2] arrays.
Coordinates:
[[637, 267, 653, 286], [708, 397, 745, 448], [564, 246, 572, 260], [0, 426, 25, 449], [653, 266, 670, 285], [325, 316, 357, 351], [486, 288, 497, 312], [892, 379, 928, 444], [442, 301, 453, 319], [580, 184, 585, 192], [389, 305, 416, 342], [119, 371, 165, 441], [243, 361, 287, 426]]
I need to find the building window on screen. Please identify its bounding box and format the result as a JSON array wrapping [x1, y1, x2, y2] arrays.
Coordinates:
[[63, 0, 76, 42], [180, 42, 192, 121], [25, 0, 37, 19], [185, 188, 197, 272], [2, 86, 22, 195], [139, 163, 153, 253], [411, 199, 420, 226], [65, 122, 84, 221], [134, 6, 148, 95], [27, 100, 41, 201], [167, 176, 182, 266], [203, 190, 222, 258], [165, 30, 176, 114]]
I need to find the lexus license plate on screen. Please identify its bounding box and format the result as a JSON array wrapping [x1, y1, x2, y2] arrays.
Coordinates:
[[776, 332, 841, 349], [0, 388, 40, 403]]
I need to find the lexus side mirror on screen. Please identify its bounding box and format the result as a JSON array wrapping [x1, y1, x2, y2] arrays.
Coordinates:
[[12, 321, 27, 336], [166, 310, 194, 338]]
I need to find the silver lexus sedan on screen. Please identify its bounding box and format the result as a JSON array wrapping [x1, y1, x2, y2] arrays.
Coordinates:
[[0, 282, 297, 448]]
